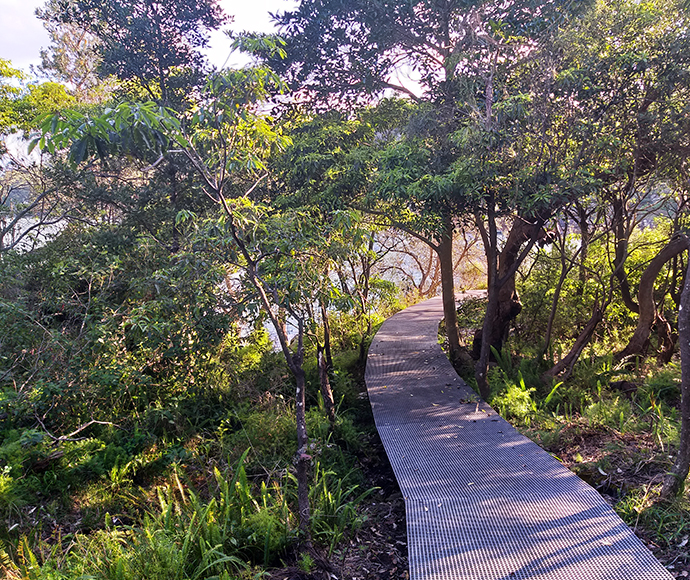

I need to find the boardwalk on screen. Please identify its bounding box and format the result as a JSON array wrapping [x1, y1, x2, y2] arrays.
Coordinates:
[[365, 296, 673, 580]]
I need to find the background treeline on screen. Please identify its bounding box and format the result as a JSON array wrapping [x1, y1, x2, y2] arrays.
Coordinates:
[[1, 0, 690, 577]]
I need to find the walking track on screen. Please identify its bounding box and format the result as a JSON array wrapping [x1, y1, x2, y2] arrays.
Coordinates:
[[365, 295, 673, 580]]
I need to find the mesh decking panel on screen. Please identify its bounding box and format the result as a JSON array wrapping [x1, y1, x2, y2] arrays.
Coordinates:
[[365, 295, 673, 580]]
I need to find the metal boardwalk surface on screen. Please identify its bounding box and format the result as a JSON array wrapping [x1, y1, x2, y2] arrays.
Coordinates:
[[365, 296, 672, 580]]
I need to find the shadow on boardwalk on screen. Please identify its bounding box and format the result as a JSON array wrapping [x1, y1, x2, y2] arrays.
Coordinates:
[[365, 295, 673, 580]]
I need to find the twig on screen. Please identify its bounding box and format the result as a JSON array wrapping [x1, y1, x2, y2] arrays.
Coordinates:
[[34, 415, 119, 444]]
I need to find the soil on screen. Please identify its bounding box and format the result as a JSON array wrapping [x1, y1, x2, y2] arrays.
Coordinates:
[[527, 421, 689, 578], [267, 430, 409, 580]]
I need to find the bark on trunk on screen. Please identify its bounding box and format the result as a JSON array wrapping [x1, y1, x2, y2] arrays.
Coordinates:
[[662, 245, 690, 497], [294, 365, 312, 543], [317, 345, 336, 424], [474, 217, 542, 362], [612, 197, 639, 314], [542, 306, 604, 382], [617, 235, 688, 361], [438, 216, 461, 364], [489, 221, 533, 349], [656, 311, 675, 365]]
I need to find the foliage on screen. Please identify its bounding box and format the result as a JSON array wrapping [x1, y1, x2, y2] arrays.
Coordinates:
[[45, 0, 228, 105], [0, 59, 75, 135]]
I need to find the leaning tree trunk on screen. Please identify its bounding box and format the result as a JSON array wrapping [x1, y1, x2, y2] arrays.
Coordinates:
[[611, 196, 639, 314], [234, 233, 313, 545], [661, 241, 690, 497], [542, 306, 604, 382], [617, 235, 688, 361], [542, 253, 573, 360]]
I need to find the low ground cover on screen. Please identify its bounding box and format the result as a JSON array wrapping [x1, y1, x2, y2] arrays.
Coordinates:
[[448, 296, 690, 578]]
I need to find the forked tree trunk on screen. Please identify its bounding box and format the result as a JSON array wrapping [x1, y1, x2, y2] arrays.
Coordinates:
[[661, 243, 690, 497], [617, 235, 688, 361], [475, 213, 543, 398]]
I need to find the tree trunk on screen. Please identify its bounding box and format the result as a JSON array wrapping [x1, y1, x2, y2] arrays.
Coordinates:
[[476, 275, 499, 400], [661, 244, 690, 497], [317, 344, 336, 424], [542, 306, 604, 382], [576, 201, 589, 290], [294, 364, 312, 544], [612, 197, 639, 314], [475, 203, 498, 400], [542, 262, 570, 360], [617, 235, 688, 361], [489, 217, 545, 351], [437, 216, 462, 364], [656, 311, 675, 365], [321, 302, 333, 371]]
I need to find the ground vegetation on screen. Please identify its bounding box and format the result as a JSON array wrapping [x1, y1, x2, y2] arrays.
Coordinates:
[[1, 0, 690, 577]]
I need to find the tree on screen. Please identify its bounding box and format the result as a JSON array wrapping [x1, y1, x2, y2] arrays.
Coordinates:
[[272, 0, 586, 396], [34, 58, 346, 540], [36, 0, 113, 103], [1, 59, 75, 136], [46, 0, 228, 105], [536, 0, 690, 373], [662, 238, 690, 497]]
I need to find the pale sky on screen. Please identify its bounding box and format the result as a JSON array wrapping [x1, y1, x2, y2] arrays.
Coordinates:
[[0, 0, 297, 74]]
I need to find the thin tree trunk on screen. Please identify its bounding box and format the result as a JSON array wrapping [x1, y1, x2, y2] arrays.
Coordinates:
[[617, 235, 688, 361], [612, 197, 639, 314], [577, 201, 589, 290], [662, 244, 690, 497], [542, 306, 604, 382], [317, 344, 336, 423], [294, 361, 312, 543], [542, 261, 570, 360], [475, 202, 497, 400], [438, 215, 462, 364], [321, 302, 333, 370], [225, 215, 312, 544]]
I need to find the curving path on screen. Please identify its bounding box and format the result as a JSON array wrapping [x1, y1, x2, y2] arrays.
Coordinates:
[[365, 295, 673, 580]]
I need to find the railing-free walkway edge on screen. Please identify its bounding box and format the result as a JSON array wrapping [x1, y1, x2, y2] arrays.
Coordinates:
[[365, 295, 673, 580]]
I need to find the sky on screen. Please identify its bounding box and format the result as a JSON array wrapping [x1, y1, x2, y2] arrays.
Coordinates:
[[0, 0, 297, 74]]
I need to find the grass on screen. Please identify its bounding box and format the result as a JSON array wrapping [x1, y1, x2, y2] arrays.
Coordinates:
[[0, 330, 384, 579]]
